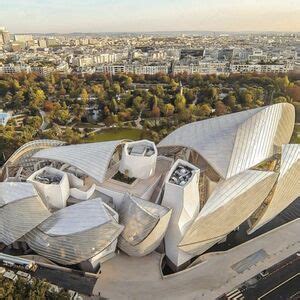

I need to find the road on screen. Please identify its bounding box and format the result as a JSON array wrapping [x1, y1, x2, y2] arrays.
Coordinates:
[[245, 253, 299, 300], [94, 219, 300, 299], [221, 253, 300, 299], [39, 109, 49, 131]]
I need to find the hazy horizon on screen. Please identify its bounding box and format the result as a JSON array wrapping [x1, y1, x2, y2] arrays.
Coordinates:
[[1, 0, 300, 33]]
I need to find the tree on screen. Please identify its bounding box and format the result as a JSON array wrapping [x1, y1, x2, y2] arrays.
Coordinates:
[[133, 96, 144, 113], [163, 103, 175, 117], [110, 98, 119, 113], [29, 89, 46, 110], [44, 101, 54, 112], [11, 91, 25, 110], [50, 103, 70, 125], [112, 83, 121, 95], [150, 85, 165, 98], [174, 93, 186, 112], [104, 114, 118, 126], [64, 127, 81, 144], [92, 84, 105, 102], [273, 96, 287, 103], [151, 105, 161, 118], [276, 75, 290, 92], [184, 89, 197, 104], [80, 88, 89, 104], [287, 85, 300, 102], [198, 104, 212, 117], [224, 94, 236, 109], [215, 100, 228, 116], [0, 274, 70, 299], [240, 90, 254, 107], [170, 79, 179, 91], [208, 87, 219, 102]]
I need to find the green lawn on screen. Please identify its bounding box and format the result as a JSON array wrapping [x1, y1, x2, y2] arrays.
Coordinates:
[[292, 123, 300, 144], [74, 122, 103, 129], [84, 127, 152, 143], [294, 102, 300, 123]]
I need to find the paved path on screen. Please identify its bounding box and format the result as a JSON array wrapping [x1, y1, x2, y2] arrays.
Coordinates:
[[39, 110, 49, 131], [94, 219, 300, 300]]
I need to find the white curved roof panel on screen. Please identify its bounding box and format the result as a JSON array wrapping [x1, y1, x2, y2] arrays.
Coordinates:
[[25, 198, 124, 265], [179, 170, 278, 255], [39, 198, 116, 236], [33, 140, 126, 182], [0, 182, 51, 245], [158, 103, 295, 179], [0, 182, 38, 207], [249, 144, 300, 232], [3, 139, 65, 168]]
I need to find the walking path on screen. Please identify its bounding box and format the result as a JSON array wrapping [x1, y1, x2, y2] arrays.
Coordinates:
[[94, 219, 300, 300]]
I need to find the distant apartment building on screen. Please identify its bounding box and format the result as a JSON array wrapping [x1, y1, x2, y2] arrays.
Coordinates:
[[94, 53, 117, 64], [173, 62, 228, 75], [46, 38, 58, 47], [74, 53, 122, 67], [95, 64, 125, 74], [149, 50, 167, 61], [0, 64, 31, 74], [129, 64, 169, 75], [31, 65, 55, 76], [95, 64, 169, 75], [230, 63, 294, 74], [79, 38, 89, 46], [14, 34, 33, 43], [218, 48, 235, 60], [248, 50, 268, 62], [38, 39, 47, 48], [0, 27, 10, 45], [180, 49, 205, 60], [10, 43, 24, 52], [56, 61, 71, 74]]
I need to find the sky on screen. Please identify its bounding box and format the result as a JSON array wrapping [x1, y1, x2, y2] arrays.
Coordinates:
[[0, 0, 299, 33]]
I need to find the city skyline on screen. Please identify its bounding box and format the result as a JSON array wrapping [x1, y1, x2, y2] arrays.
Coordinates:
[[1, 0, 300, 33]]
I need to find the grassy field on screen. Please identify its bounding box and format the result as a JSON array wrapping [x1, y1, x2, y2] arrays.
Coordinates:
[[291, 103, 300, 143], [84, 127, 152, 143], [294, 102, 300, 123], [293, 124, 300, 143]]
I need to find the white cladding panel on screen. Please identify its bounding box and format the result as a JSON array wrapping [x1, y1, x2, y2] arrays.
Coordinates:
[[162, 159, 200, 268], [118, 193, 171, 256], [0, 182, 38, 206], [158, 104, 295, 179], [25, 199, 124, 265], [33, 140, 126, 182], [0, 182, 50, 245], [179, 170, 278, 254], [119, 140, 157, 179], [250, 144, 300, 232], [27, 167, 69, 211]]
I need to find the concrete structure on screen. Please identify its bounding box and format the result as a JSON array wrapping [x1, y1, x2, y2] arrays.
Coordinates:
[[162, 159, 200, 270], [27, 166, 69, 211], [94, 219, 300, 300], [119, 140, 157, 179]]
